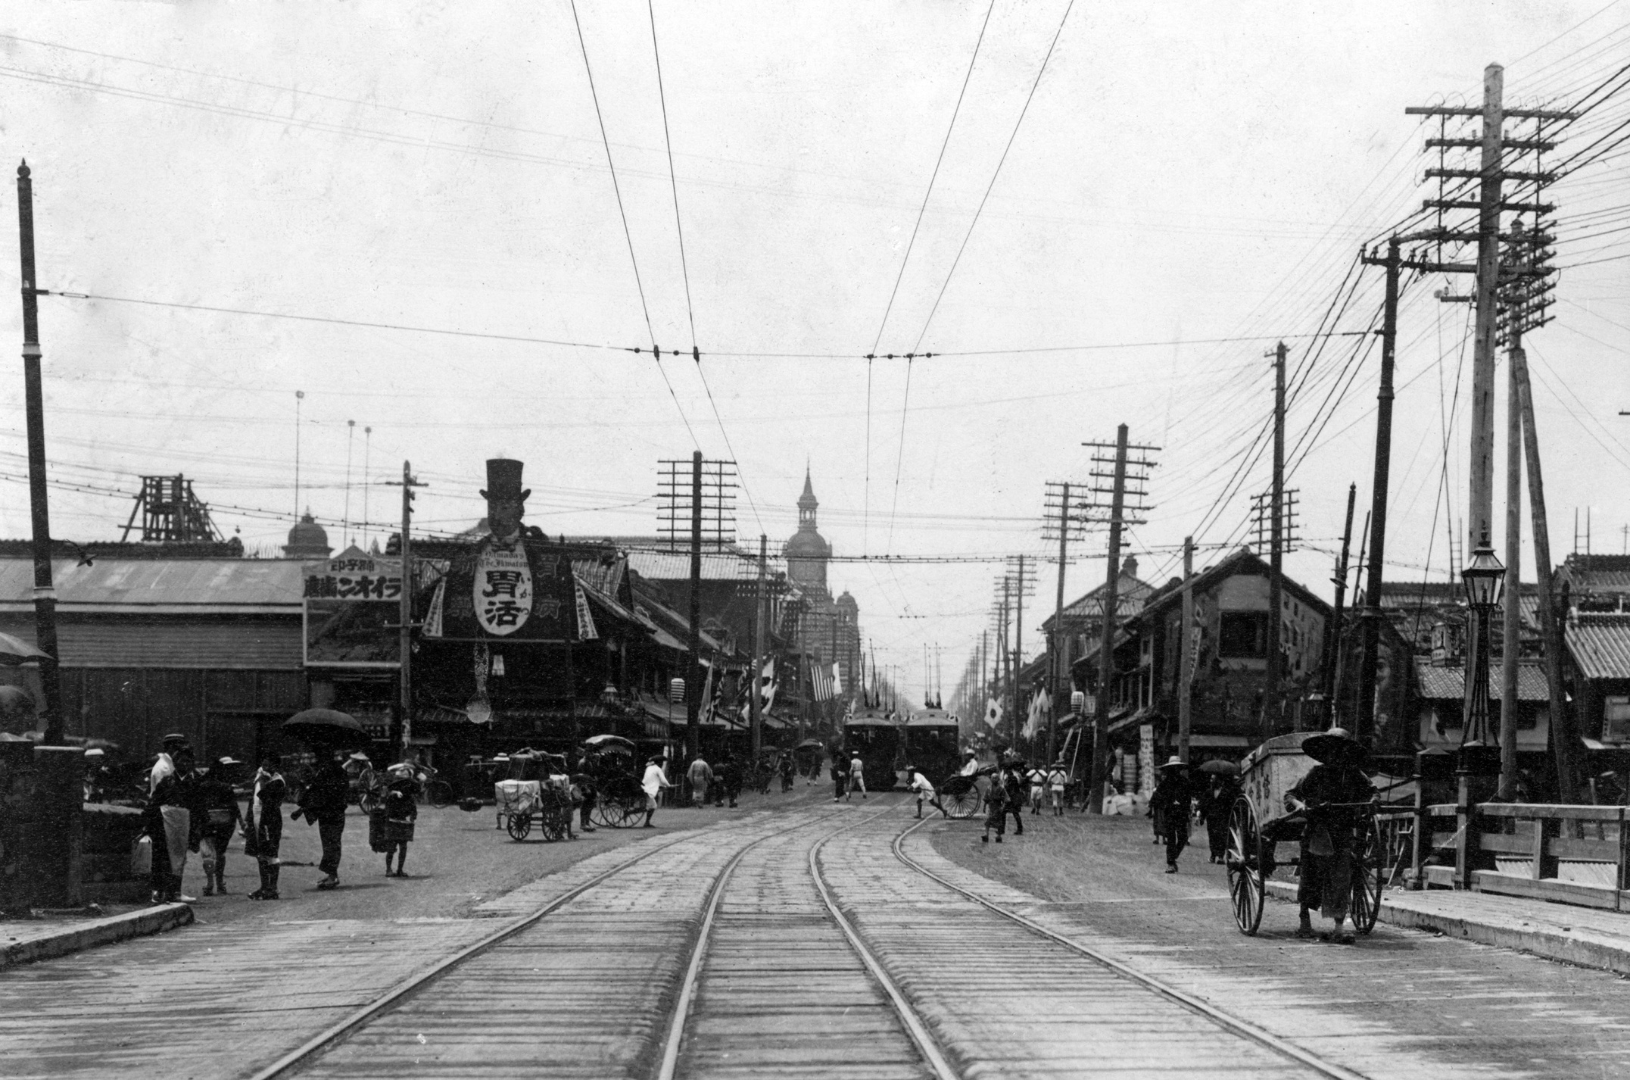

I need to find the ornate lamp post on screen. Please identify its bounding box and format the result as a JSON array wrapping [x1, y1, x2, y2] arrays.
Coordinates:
[[1459, 531, 1506, 753], [1455, 531, 1504, 887]]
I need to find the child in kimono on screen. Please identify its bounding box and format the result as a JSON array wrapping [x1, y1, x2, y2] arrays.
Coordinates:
[[982, 776, 1010, 843], [382, 776, 417, 877]]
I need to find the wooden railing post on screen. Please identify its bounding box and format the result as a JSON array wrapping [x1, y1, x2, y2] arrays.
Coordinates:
[[1619, 808, 1629, 913], [1456, 772, 1474, 890]]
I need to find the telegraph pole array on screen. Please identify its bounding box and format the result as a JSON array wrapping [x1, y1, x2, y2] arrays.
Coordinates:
[[1001, 555, 1038, 747], [1250, 489, 1300, 557], [1081, 425, 1158, 813], [658, 455, 738, 759], [1042, 480, 1101, 762], [1397, 63, 1577, 798]]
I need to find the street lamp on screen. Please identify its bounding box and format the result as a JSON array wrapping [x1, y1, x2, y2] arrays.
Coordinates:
[[1459, 530, 1505, 757]]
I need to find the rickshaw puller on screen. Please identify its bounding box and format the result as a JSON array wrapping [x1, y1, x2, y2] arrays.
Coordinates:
[[1284, 727, 1376, 945]]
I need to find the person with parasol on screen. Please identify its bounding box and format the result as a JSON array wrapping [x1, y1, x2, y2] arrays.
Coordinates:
[[1284, 727, 1376, 944], [283, 709, 369, 892], [1196, 759, 1242, 865]]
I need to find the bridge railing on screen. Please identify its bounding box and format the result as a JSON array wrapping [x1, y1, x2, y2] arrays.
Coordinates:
[[1413, 800, 1630, 910]]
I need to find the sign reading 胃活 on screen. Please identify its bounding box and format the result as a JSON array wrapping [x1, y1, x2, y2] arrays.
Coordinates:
[[473, 546, 534, 636]]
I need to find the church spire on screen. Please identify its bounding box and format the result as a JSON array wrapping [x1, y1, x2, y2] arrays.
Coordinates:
[[797, 466, 818, 526]]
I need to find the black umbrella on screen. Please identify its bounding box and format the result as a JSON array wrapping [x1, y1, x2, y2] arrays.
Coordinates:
[[1198, 759, 1240, 776], [282, 708, 370, 750], [582, 734, 636, 753]]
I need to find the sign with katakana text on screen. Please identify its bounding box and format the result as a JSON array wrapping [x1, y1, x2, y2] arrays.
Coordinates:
[[473, 547, 533, 636], [302, 551, 404, 602]]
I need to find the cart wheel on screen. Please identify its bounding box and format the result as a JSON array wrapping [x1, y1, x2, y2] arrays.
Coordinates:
[[944, 782, 982, 819], [615, 798, 646, 828], [1226, 797, 1266, 936], [541, 811, 567, 842], [590, 801, 617, 828], [506, 813, 531, 842], [1351, 815, 1384, 935]]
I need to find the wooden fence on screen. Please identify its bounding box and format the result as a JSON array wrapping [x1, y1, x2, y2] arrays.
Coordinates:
[[1414, 800, 1630, 910]]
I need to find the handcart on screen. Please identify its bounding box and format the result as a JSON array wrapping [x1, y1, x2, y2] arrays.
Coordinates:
[[1225, 732, 1389, 936], [494, 749, 574, 842]]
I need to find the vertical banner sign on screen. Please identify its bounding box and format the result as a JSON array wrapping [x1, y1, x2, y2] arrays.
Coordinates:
[[1137, 723, 1155, 797], [574, 582, 599, 641]]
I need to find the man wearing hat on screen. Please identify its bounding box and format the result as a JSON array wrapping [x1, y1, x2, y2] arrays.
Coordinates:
[[144, 735, 193, 903], [1285, 727, 1376, 943], [1148, 757, 1193, 873]]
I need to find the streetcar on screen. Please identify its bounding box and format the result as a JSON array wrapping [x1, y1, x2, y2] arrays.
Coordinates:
[[903, 707, 961, 788], [842, 706, 902, 791]]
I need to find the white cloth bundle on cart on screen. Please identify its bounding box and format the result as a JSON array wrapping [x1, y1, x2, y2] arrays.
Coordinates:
[[494, 779, 542, 816]]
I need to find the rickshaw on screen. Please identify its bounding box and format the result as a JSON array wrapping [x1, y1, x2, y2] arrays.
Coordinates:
[[939, 762, 994, 819], [494, 749, 574, 842], [1224, 732, 1391, 936], [581, 734, 647, 828]]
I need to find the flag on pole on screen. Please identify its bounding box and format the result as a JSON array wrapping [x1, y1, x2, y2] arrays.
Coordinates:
[[1023, 689, 1051, 740], [984, 698, 1003, 730], [811, 662, 837, 702]]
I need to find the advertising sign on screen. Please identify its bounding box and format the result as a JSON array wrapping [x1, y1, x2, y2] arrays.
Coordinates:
[[303, 547, 407, 669], [421, 536, 575, 643]]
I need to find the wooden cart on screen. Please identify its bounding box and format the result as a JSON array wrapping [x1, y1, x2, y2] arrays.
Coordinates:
[[1225, 733, 1386, 936], [494, 750, 574, 842]]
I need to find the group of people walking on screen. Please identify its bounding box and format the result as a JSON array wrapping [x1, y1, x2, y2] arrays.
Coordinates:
[[142, 735, 422, 903]]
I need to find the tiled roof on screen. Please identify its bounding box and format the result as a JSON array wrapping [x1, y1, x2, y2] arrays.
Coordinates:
[[1414, 657, 1550, 701], [1566, 614, 1630, 681]]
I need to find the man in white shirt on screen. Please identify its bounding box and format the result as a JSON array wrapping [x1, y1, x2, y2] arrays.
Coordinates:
[[641, 757, 674, 827], [906, 766, 943, 819], [846, 752, 866, 800]]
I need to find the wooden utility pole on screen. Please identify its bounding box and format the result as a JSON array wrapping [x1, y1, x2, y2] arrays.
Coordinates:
[[1012, 554, 1025, 748], [16, 162, 62, 744], [1178, 536, 1194, 763], [1322, 484, 1358, 725], [1088, 425, 1130, 813], [1049, 483, 1070, 766], [687, 451, 702, 761], [1266, 342, 1287, 738], [1356, 238, 1401, 747], [751, 533, 766, 760], [1514, 348, 1577, 800], [1499, 313, 1524, 799], [396, 461, 419, 757]]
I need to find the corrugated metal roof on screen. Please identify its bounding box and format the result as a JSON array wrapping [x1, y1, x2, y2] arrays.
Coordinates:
[[624, 548, 781, 583], [0, 619, 301, 670], [0, 558, 302, 611], [1566, 614, 1630, 681], [1414, 658, 1550, 701]]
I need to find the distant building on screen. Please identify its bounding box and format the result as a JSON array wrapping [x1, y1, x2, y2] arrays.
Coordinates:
[[780, 469, 859, 712], [282, 512, 332, 559]]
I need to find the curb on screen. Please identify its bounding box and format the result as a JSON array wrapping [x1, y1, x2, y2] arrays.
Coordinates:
[[0, 903, 194, 970], [1264, 879, 1630, 976]]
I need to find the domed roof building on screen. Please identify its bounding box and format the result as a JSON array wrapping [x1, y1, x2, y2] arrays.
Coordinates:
[[283, 512, 332, 559], [783, 468, 831, 592]]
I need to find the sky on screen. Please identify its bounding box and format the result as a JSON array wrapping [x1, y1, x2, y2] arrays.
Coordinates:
[[0, 1, 1626, 708]]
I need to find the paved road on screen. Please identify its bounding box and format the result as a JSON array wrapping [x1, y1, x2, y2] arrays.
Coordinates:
[[926, 805, 1630, 1080], [8, 792, 1630, 1078]]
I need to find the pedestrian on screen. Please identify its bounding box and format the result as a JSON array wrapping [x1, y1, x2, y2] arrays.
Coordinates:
[[1198, 770, 1241, 864], [847, 752, 866, 800], [574, 772, 599, 832], [981, 773, 1010, 843], [959, 749, 980, 777], [1285, 727, 1375, 944], [1001, 761, 1027, 836], [1149, 757, 1193, 873], [686, 753, 713, 808], [1026, 764, 1047, 815], [905, 765, 944, 819], [778, 754, 795, 793], [641, 756, 674, 827], [830, 756, 847, 801], [144, 735, 194, 903], [294, 749, 349, 890], [381, 774, 417, 877], [715, 753, 740, 808], [191, 756, 243, 896], [244, 749, 286, 901], [1046, 759, 1068, 816]]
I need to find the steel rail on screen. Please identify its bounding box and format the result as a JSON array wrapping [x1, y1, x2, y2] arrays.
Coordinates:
[[892, 818, 1369, 1080], [810, 813, 962, 1080], [245, 825, 718, 1080], [654, 805, 861, 1080]]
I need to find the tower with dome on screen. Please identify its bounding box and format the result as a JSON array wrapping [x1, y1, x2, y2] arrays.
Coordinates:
[[781, 469, 859, 708]]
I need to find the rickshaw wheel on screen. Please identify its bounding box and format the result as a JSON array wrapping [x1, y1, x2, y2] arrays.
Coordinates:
[[614, 797, 647, 828], [506, 813, 532, 842], [1351, 814, 1384, 935], [590, 801, 618, 828], [943, 780, 982, 819], [1226, 796, 1266, 936]]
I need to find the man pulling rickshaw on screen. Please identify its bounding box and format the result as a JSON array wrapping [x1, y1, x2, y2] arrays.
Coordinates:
[[1283, 726, 1376, 944]]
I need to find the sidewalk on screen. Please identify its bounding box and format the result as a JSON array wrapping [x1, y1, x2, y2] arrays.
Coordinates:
[[0, 903, 193, 970], [1266, 878, 1630, 975]]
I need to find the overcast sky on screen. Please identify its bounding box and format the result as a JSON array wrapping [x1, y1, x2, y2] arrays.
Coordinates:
[[0, 2, 1626, 704]]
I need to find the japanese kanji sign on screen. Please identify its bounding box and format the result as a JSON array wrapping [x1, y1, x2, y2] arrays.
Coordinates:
[[303, 551, 403, 602], [473, 547, 533, 636]]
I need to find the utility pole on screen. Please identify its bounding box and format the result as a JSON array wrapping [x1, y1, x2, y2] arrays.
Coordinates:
[[1045, 481, 1073, 765], [1356, 238, 1401, 747], [751, 533, 767, 761], [1082, 425, 1157, 813], [393, 461, 424, 757], [1322, 484, 1358, 725], [1178, 537, 1194, 763], [1265, 342, 1287, 737], [687, 451, 702, 761], [1500, 276, 1524, 799], [15, 161, 61, 744]]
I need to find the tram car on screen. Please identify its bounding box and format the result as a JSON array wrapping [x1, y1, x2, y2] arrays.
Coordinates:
[[842, 706, 903, 791], [903, 707, 961, 786]]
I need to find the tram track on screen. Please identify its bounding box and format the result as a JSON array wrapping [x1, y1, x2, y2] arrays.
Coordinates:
[[882, 815, 1371, 1080]]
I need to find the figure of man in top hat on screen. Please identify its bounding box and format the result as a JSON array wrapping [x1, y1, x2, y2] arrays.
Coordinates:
[[1285, 726, 1376, 944]]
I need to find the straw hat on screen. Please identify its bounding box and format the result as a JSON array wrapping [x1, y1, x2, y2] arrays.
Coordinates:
[[1158, 756, 1187, 770], [1301, 727, 1365, 765]]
